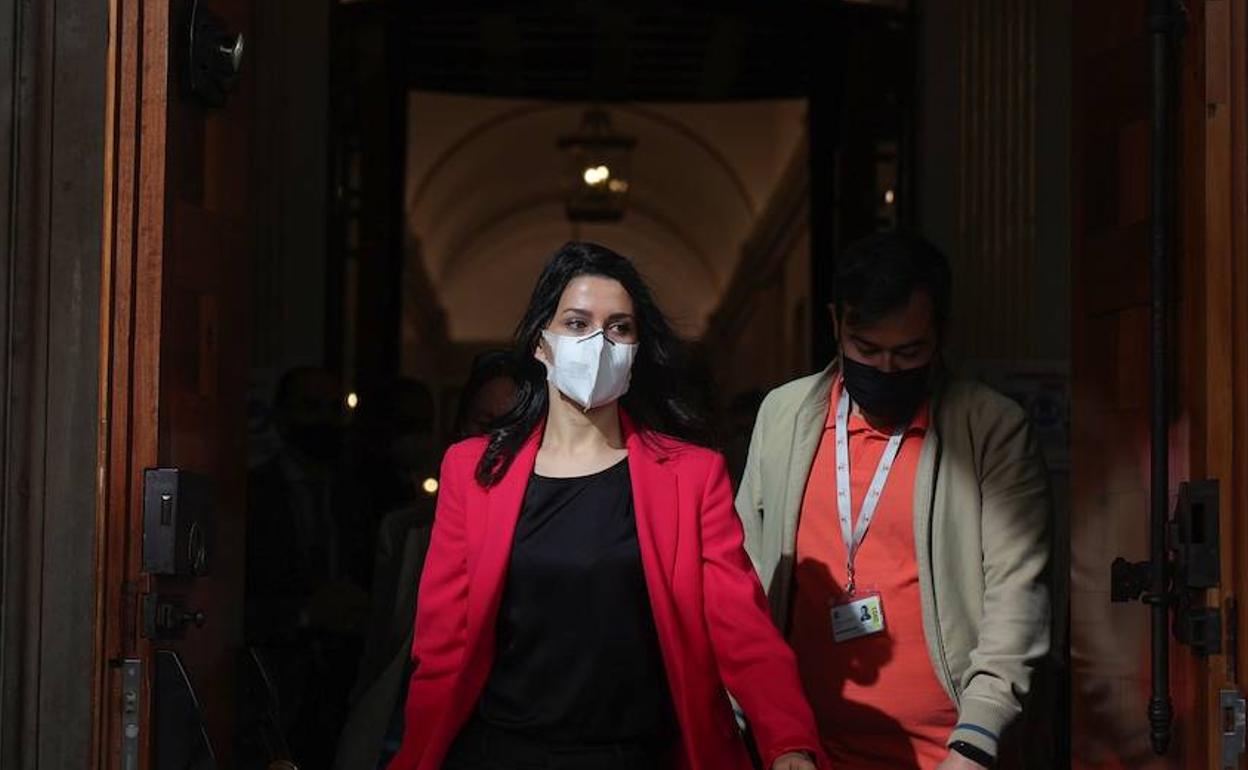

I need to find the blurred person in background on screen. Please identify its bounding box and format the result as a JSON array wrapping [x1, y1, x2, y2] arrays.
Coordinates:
[[335, 358, 517, 770], [246, 366, 370, 770]]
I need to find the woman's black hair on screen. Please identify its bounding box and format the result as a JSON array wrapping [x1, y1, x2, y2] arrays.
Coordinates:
[[475, 241, 711, 486]]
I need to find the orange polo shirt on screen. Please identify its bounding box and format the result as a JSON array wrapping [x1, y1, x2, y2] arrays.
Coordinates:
[[789, 379, 957, 769]]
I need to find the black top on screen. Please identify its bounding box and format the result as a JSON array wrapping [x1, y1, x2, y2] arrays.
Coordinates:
[[478, 459, 677, 744]]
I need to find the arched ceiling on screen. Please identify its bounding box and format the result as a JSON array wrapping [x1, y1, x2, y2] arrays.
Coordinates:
[[405, 91, 806, 341]]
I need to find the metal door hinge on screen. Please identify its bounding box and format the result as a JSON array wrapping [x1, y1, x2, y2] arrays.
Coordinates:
[[1174, 604, 1221, 657], [1220, 689, 1246, 769]]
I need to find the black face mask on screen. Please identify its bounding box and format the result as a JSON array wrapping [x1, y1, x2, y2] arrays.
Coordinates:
[[840, 353, 931, 427]]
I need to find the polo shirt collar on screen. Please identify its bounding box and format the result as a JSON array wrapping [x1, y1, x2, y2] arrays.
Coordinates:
[[826, 377, 931, 437]]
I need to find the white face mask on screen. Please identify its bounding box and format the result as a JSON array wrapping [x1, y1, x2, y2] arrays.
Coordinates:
[[540, 329, 638, 411]]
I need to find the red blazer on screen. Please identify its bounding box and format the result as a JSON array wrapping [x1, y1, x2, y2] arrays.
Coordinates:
[[388, 414, 825, 770]]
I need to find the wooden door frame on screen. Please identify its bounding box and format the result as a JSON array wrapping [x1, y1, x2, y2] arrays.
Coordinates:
[[1203, 0, 1248, 761], [0, 0, 108, 769], [93, 1, 175, 768], [1230, 0, 1248, 732], [1181, 0, 1248, 765]]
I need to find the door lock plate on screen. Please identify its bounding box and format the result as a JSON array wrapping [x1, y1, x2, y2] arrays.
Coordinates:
[[1221, 689, 1246, 768], [121, 659, 141, 770]]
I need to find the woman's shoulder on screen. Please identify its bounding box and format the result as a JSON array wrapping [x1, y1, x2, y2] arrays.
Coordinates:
[[640, 432, 724, 474], [442, 435, 490, 468]]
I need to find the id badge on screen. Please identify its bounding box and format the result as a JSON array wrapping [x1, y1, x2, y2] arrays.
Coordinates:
[[830, 591, 885, 642]]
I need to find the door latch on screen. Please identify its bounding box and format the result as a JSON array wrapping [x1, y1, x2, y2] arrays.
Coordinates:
[[1170, 479, 1219, 589], [1111, 480, 1222, 656], [1221, 689, 1246, 769], [142, 594, 206, 641], [143, 468, 213, 577]]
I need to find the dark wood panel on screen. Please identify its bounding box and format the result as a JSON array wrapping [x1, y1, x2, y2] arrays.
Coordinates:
[[399, 2, 815, 101], [1230, 0, 1248, 704], [38, 0, 109, 765], [1070, 0, 1207, 767], [1072, 0, 1147, 57], [153, 0, 255, 763], [96, 0, 171, 767], [0, 0, 108, 769], [1079, 223, 1150, 315], [1176, 2, 1248, 764], [1081, 36, 1149, 132], [97, 0, 256, 764]]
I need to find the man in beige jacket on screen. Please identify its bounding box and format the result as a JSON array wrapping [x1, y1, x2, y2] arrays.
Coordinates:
[[736, 230, 1050, 770]]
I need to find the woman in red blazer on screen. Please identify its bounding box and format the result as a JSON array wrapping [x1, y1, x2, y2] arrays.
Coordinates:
[[388, 243, 826, 770]]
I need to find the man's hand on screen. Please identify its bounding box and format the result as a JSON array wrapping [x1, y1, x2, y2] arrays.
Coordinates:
[[935, 750, 987, 769], [771, 752, 817, 770]]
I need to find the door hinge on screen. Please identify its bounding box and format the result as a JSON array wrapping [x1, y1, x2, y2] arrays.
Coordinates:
[[1173, 604, 1221, 656], [121, 659, 141, 770], [1220, 689, 1246, 769]]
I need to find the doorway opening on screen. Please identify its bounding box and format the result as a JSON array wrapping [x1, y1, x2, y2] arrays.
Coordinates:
[[240, 3, 914, 769]]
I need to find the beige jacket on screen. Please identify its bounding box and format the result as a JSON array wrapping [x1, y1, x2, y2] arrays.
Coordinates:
[[735, 363, 1051, 759]]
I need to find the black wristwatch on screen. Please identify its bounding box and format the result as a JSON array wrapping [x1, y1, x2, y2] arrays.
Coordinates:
[[949, 740, 995, 767]]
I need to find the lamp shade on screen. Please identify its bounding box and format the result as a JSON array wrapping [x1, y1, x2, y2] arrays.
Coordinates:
[[557, 108, 636, 222]]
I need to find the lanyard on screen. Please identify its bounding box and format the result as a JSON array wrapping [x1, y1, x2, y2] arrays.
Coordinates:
[[834, 389, 906, 596]]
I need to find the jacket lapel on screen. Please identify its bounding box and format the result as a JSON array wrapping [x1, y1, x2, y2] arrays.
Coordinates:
[[623, 415, 680, 589], [620, 414, 684, 728], [462, 414, 680, 652], [911, 376, 949, 566], [466, 427, 541, 643], [780, 363, 836, 556]]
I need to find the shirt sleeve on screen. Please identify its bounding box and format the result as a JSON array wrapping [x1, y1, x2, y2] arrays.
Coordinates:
[[701, 452, 829, 770], [950, 402, 1052, 757]]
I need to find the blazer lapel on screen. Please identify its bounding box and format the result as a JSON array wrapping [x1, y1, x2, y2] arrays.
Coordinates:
[[625, 423, 680, 589], [466, 427, 541, 644]]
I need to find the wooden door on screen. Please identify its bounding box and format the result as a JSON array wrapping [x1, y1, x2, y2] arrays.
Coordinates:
[[94, 1, 255, 768], [1070, 4, 1195, 765], [1072, 1, 1248, 768], [1193, 0, 1248, 767], [1228, 0, 1248, 762]]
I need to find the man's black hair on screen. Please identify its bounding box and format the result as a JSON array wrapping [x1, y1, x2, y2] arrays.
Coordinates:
[[832, 229, 952, 331]]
